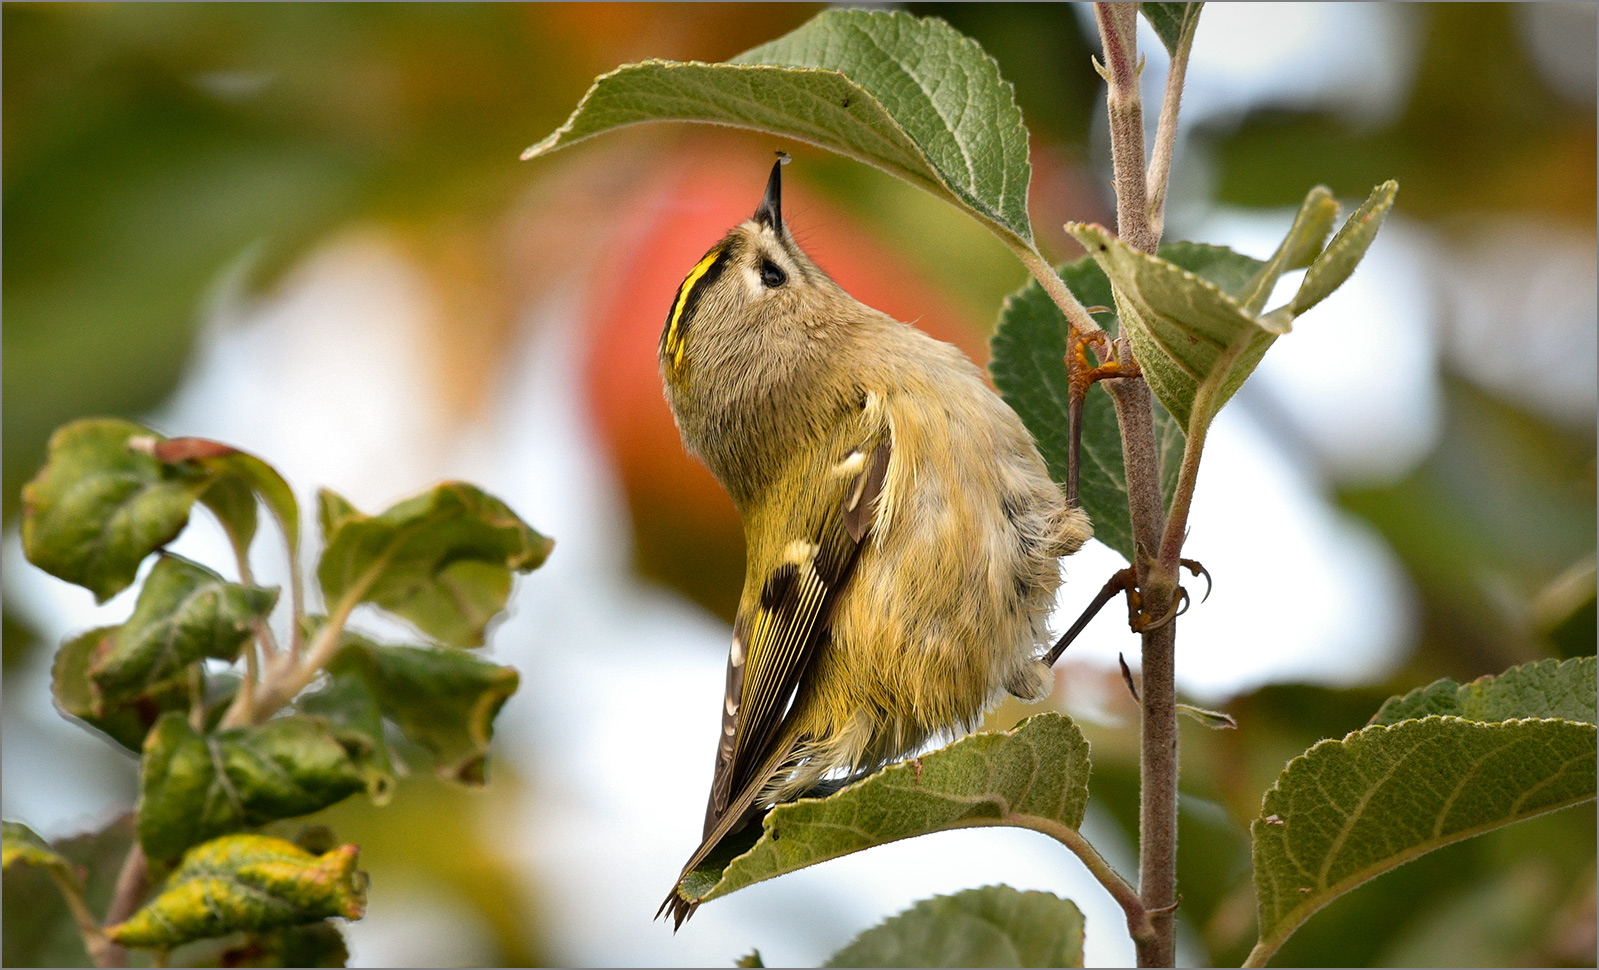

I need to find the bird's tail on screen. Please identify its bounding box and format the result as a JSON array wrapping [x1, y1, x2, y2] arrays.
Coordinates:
[[657, 732, 802, 929]]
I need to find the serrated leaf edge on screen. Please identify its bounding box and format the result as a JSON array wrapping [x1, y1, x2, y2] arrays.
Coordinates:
[[1248, 713, 1597, 963], [690, 713, 1090, 905], [524, 11, 1036, 246]]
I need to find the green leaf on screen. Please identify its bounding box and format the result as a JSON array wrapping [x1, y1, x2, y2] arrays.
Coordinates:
[[53, 626, 192, 753], [317, 488, 361, 542], [1140, 3, 1203, 58], [2, 821, 79, 887], [298, 672, 395, 803], [826, 885, 1085, 968], [736, 950, 765, 968], [1371, 657, 1597, 727], [138, 714, 367, 861], [1250, 711, 1597, 961], [107, 834, 366, 951], [1177, 702, 1238, 730], [316, 483, 552, 648], [152, 437, 303, 567], [20, 418, 208, 602], [1235, 187, 1339, 314], [680, 713, 1090, 906], [1289, 181, 1399, 317], [328, 632, 519, 785], [989, 258, 1183, 562], [524, 9, 1035, 247], [89, 554, 277, 705], [199, 475, 259, 560], [1066, 182, 1396, 432]]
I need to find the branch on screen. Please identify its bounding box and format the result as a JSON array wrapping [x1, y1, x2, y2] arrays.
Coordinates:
[[1094, 3, 1156, 255], [1091, 3, 1201, 964]]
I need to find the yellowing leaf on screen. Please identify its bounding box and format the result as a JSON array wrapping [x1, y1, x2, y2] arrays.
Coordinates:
[[107, 835, 366, 950], [1, 821, 78, 887]]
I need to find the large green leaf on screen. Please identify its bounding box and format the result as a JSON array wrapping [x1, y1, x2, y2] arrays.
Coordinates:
[[316, 484, 552, 648], [107, 834, 366, 951], [1066, 182, 1393, 432], [89, 554, 276, 705], [678, 713, 1091, 906], [1248, 658, 1598, 965], [825, 885, 1085, 968], [326, 632, 519, 786], [990, 258, 1183, 562], [138, 714, 367, 861], [1371, 657, 1597, 726], [524, 9, 1035, 247], [20, 418, 208, 602]]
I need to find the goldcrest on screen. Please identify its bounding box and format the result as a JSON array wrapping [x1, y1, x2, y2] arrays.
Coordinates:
[[658, 157, 1091, 926]]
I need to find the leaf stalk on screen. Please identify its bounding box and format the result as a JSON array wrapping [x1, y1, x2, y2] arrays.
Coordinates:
[[1009, 813, 1157, 949]]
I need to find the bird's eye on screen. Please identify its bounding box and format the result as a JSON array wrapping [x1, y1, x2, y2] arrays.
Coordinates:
[[760, 259, 787, 288]]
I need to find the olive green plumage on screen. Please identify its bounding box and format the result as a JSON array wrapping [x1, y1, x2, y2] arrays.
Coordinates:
[[658, 159, 1091, 927]]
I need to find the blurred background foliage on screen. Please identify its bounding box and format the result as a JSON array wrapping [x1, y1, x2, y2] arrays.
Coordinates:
[[4, 3, 1593, 967]]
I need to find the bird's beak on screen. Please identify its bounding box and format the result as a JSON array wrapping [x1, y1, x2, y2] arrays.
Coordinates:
[[753, 154, 788, 231]]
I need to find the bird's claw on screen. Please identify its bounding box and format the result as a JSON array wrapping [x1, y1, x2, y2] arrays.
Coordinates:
[[1132, 586, 1189, 633], [1180, 558, 1212, 602]]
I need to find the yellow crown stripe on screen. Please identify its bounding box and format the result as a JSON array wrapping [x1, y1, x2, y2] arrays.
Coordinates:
[[665, 246, 724, 367]]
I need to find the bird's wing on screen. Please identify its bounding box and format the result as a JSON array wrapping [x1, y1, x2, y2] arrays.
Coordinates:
[[660, 417, 893, 928], [704, 429, 893, 835]]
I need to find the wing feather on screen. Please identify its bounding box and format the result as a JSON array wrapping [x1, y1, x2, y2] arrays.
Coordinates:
[[693, 421, 892, 859]]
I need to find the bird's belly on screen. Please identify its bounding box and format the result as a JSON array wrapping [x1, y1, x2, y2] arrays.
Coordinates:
[[795, 493, 1055, 774]]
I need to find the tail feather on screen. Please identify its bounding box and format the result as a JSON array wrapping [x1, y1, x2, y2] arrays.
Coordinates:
[[657, 733, 801, 930]]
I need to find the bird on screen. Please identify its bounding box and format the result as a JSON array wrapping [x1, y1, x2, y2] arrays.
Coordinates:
[[656, 155, 1091, 927]]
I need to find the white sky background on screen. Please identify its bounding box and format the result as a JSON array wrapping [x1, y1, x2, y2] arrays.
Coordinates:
[[4, 4, 1596, 967]]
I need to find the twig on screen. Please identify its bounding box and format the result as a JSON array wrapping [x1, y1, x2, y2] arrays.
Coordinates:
[[48, 869, 119, 968], [1094, 3, 1156, 255], [98, 844, 149, 968], [225, 572, 374, 728], [1145, 6, 1201, 242]]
